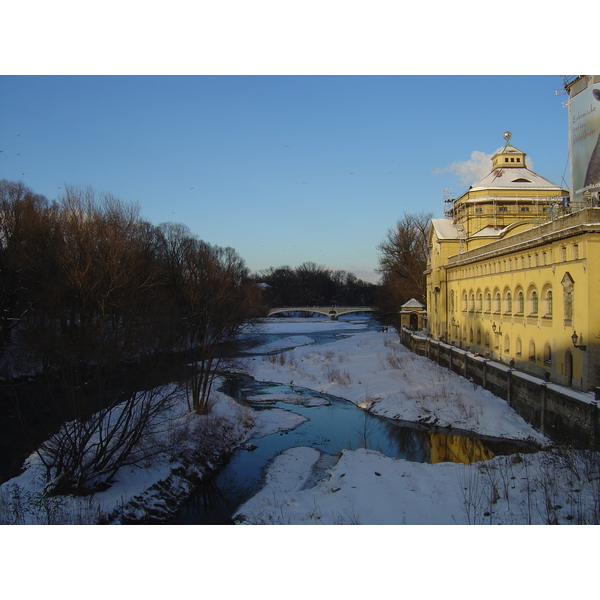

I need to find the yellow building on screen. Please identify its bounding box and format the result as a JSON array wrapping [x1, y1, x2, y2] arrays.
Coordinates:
[[426, 135, 600, 391]]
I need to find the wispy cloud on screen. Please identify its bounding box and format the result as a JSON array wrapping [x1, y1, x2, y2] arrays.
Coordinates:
[[434, 151, 492, 187]]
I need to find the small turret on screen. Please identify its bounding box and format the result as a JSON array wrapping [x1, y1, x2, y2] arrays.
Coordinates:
[[491, 132, 527, 169]]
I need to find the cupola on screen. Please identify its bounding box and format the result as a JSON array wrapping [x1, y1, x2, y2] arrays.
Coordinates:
[[491, 131, 527, 169]]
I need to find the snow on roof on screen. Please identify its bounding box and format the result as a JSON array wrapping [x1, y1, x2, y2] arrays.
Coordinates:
[[470, 166, 564, 191], [470, 225, 506, 237], [401, 298, 425, 309], [493, 144, 525, 155], [431, 218, 459, 240]]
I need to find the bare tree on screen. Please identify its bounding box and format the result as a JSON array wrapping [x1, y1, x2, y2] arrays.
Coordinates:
[[0, 180, 55, 347], [37, 385, 181, 496], [1, 180, 263, 491], [179, 241, 261, 414], [14, 187, 177, 494], [376, 211, 432, 321]]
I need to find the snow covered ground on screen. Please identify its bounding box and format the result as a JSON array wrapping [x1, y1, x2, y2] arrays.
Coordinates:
[[232, 318, 600, 525], [2, 316, 598, 527], [248, 319, 547, 441]]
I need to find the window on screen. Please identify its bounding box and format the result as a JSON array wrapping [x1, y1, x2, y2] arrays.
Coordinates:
[[544, 344, 552, 365], [546, 290, 553, 316], [516, 291, 524, 314], [520, 206, 530, 212], [486, 292, 491, 312], [529, 340, 536, 362], [495, 292, 501, 313], [562, 272, 574, 325], [505, 292, 512, 314], [531, 291, 538, 315], [573, 244, 579, 260], [498, 206, 508, 212]]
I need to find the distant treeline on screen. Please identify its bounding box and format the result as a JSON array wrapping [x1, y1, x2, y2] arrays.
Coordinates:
[[252, 263, 377, 307]]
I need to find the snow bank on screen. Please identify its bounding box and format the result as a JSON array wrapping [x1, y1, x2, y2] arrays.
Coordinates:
[[0, 380, 302, 525], [235, 445, 600, 525], [249, 326, 547, 443]]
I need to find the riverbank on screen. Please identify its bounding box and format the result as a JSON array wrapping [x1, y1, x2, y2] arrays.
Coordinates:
[[233, 319, 600, 524], [247, 320, 548, 441], [1, 317, 599, 525]]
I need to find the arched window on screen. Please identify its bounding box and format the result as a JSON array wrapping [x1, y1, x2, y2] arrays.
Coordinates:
[[505, 292, 512, 314], [529, 340, 536, 362], [516, 337, 522, 356], [477, 292, 482, 312], [562, 272, 574, 326], [486, 292, 491, 312], [462, 292, 468, 312], [504, 334, 510, 353], [531, 291, 538, 316], [546, 290, 553, 317], [495, 292, 501, 313], [544, 344, 552, 365], [518, 291, 525, 314]]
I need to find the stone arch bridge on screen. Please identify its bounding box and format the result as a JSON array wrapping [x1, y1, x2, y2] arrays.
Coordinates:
[[266, 306, 378, 321]]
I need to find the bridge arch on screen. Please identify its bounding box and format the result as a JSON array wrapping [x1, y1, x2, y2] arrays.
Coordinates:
[[266, 306, 377, 321]]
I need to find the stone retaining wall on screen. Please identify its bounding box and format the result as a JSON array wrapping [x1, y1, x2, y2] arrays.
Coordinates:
[[401, 329, 600, 449]]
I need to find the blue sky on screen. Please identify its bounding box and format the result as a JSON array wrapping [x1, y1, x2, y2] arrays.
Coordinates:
[[0, 75, 572, 282]]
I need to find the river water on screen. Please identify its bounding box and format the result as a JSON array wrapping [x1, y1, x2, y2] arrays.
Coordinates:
[[168, 317, 539, 524]]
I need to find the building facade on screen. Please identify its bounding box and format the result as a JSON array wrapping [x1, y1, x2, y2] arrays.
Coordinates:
[[426, 135, 600, 391]]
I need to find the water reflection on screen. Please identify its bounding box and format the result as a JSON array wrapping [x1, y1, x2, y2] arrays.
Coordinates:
[[167, 376, 537, 524]]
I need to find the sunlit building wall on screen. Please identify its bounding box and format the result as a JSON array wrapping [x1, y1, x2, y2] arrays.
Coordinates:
[[426, 128, 600, 392]]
